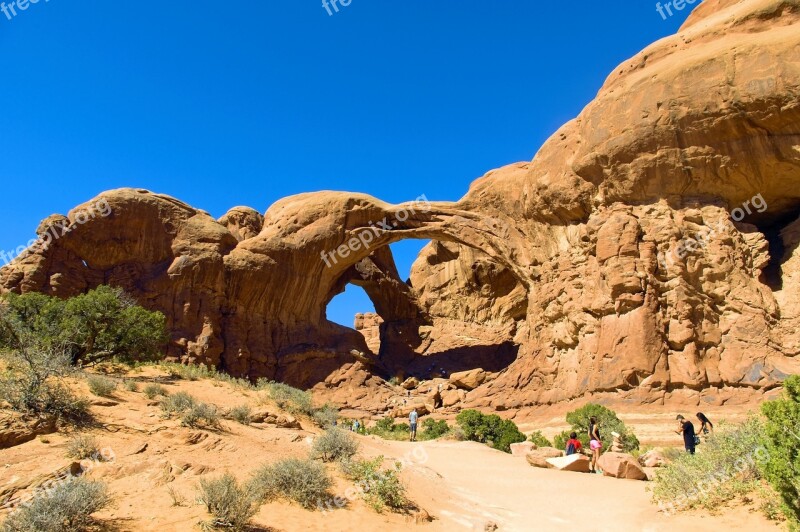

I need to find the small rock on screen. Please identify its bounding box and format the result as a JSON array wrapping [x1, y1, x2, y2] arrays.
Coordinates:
[[401, 377, 420, 390], [130, 443, 148, 455], [90, 398, 119, 407], [510, 442, 536, 456], [184, 432, 209, 445], [406, 508, 433, 524], [639, 449, 670, 468]]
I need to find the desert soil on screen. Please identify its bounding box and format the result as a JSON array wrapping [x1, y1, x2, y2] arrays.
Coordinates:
[[0, 369, 780, 531]]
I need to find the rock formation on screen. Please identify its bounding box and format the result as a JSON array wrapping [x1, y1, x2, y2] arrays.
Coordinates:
[[2, 0, 800, 414], [597, 453, 649, 481]]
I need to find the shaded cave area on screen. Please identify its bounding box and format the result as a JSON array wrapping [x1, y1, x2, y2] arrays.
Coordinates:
[[757, 210, 800, 292], [322, 241, 523, 385]]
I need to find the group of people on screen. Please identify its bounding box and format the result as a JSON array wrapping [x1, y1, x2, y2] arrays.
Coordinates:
[[562, 412, 715, 473], [675, 412, 714, 454], [563, 416, 605, 473], [407, 407, 716, 460]]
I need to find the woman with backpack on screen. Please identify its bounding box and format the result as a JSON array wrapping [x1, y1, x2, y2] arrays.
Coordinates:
[[588, 416, 602, 473]]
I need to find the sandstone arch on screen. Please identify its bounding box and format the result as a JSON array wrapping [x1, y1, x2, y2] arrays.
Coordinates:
[[3, 0, 800, 414]]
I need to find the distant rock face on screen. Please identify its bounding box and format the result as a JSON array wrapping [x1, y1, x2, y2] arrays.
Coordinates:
[[2, 0, 800, 413], [354, 312, 383, 355]]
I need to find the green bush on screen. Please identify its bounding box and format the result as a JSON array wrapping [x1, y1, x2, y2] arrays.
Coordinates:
[[249, 458, 332, 509], [651, 417, 766, 513], [760, 375, 800, 527], [455, 410, 526, 453], [311, 403, 339, 429], [257, 380, 313, 416], [197, 473, 259, 531], [160, 391, 196, 416], [229, 405, 252, 425], [0, 286, 167, 366], [143, 383, 168, 399], [367, 416, 410, 440], [450, 425, 467, 441], [1, 478, 111, 532], [552, 431, 571, 451], [528, 430, 552, 448], [340, 456, 408, 513], [493, 420, 527, 453], [86, 375, 116, 397], [65, 434, 101, 460], [312, 428, 359, 462], [0, 347, 88, 421], [158, 391, 220, 428], [162, 362, 213, 381], [181, 402, 221, 430], [212, 372, 254, 391], [554, 404, 639, 453], [419, 418, 450, 441], [123, 379, 139, 392]]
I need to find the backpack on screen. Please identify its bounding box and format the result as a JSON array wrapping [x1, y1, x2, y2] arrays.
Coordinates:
[[566, 441, 577, 456]]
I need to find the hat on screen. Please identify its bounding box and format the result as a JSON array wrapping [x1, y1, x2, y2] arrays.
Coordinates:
[[676, 415, 685, 420]]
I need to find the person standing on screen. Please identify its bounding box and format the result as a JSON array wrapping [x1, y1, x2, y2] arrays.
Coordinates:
[[588, 416, 602, 473], [676, 415, 696, 454], [696, 412, 714, 436], [409, 408, 419, 442]]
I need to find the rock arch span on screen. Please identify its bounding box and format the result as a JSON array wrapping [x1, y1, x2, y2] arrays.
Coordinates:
[[4, 0, 800, 413]]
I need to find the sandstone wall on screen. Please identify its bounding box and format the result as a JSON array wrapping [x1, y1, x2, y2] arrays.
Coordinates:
[[2, 0, 800, 413]]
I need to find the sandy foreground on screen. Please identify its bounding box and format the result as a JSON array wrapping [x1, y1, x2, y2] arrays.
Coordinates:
[[0, 370, 780, 531], [364, 438, 778, 531]]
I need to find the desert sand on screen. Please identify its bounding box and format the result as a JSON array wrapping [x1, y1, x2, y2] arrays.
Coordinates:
[[0, 369, 778, 531]]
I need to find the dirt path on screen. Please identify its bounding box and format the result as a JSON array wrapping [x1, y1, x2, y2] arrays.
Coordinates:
[[361, 438, 779, 531]]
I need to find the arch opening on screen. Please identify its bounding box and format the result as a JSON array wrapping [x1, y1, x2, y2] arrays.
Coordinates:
[[321, 234, 527, 385], [325, 284, 375, 328]]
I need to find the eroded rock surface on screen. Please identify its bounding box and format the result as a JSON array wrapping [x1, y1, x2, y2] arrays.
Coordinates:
[[2, 0, 800, 414]]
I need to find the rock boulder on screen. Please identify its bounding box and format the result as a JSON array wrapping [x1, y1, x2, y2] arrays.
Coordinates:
[[598, 452, 648, 481], [525, 447, 563, 468]]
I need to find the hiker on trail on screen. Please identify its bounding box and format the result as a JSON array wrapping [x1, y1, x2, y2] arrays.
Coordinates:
[[352, 419, 360, 433], [696, 412, 714, 436], [565, 432, 583, 456], [676, 415, 696, 454], [588, 416, 602, 473], [409, 408, 419, 442]]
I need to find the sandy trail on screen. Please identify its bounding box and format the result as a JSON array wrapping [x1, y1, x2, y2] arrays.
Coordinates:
[[0, 371, 779, 531], [362, 438, 778, 532]]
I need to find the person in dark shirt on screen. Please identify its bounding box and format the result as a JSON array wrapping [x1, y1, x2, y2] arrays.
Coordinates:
[[676, 415, 696, 454]]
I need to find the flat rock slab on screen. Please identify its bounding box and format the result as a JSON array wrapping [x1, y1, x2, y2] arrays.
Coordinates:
[[546, 454, 592, 473]]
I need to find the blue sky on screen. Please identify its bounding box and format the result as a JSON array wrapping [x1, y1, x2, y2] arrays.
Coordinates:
[[0, 1, 694, 326]]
